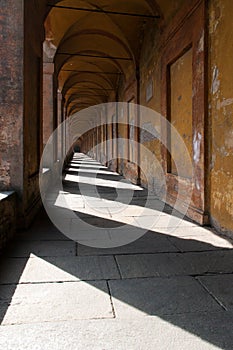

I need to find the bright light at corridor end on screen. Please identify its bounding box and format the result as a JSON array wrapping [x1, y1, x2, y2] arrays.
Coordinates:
[[39, 103, 194, 248]]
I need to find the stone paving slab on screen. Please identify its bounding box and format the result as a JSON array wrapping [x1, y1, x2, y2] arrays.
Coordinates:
[[198, 274, 233, 310], [135, 197, 166, 208], [73, 216, 126, 229], [134, 215, 198, 231], [0, 258, 28, 284], [46, 195, 85, 209], [115, 250, 233, 279], [67, 174, 142, 192], [66, 167, 119, 176], [168, 235, 232, 252], [0, 255, 120, 284], [17, 223, 70, 241], [107, 226, 155, 248], [0, 280, 113, 325], [108, 204, 167, 217], [108, 276, 222, 318], [72, 206, 112, 219], [68, 164, 109, 170], [3, 250, 232, 285], [44, 191, 74, 202], [155, 225, 221, 237], [84, 198, 122, 208], [77, 231, 179, 256], [17, 229, 70, 241], [7, 241, 76, 258], [115, 253, 187, 278], [1, 312, 233, 350], [181, 250, 233, 275], [24, 217, 60, 230], [70, 220, 111, 241], [108, 216, 140, 227]]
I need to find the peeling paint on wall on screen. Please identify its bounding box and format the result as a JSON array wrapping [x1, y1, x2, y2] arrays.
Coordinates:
[[209, 0, 233, 233], [193, 131, 202, 164], [217, 98, 233, 110], [198, 30, 204, 53], [212, 176, 233, 217], [43, 40, 57, 59], [225, 130, 233, 148], [210, 153, 216, 170], [209, 3, 222, 34], [170, 48, 193, 178], [140, 122, 159, 143], [195, 179, 200, 191], [212, 66, 220, 95]]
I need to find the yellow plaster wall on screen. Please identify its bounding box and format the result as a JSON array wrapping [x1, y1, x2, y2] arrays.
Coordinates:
[[139, 0, 184, 194], [209, 0, 233, 233], [170, 48, 193, 178]]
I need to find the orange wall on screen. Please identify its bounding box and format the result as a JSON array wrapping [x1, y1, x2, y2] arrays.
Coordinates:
[[209, 0, 233, 233]]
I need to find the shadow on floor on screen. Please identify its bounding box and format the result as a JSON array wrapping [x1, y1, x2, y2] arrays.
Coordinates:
[[0, 154, 233, 348]]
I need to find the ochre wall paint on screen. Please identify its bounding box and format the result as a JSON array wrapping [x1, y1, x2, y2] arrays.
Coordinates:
[[170, 48, 193, 178], [209, 0, 233, 233], [139, 1, 207, 225]]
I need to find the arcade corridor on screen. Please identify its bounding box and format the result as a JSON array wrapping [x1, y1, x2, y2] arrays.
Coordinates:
[[1, 0, 233, 348], [0, 154, 233, 349]]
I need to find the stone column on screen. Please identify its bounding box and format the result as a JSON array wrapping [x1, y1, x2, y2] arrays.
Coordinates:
[[42, 62, 54, 167], [57, 91, 63, 161]]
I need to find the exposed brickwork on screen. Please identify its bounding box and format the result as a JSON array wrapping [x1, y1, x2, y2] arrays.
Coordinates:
[[0, 0, 24, 192], [0, 193, 16, 254], [43, 63, 55, 147]]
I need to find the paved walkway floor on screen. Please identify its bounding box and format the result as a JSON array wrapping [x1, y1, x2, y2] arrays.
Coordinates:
[[0, 154, 233, 349]]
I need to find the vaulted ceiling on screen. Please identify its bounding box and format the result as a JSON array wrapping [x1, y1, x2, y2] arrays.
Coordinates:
[[43, 0, 182, 115]]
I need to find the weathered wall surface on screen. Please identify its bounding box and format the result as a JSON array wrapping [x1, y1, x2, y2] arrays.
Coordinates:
[[139, 1, 195, 194], [23, 2, 44, 226], [0, 0, 229, 238], [54, 0, 232, 235], [0, 193, 16, 253], [138, 0, 233, 232], [43, 63, 54, 148], [139, 18, 162, 192], [0, 1, 46, 229], [209, 0, 233, 234], [0, 0, 26, 245], [0, 0, 24, 193], [170, 48, 193, 178]]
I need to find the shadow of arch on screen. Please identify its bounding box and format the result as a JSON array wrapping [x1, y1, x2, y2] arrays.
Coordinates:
[[1, 155, 233, 349]]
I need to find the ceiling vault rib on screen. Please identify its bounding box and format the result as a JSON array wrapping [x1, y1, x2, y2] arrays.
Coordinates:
[[47, 4, 160, 19], [65, 94, 107, 97], [72, 88, 115, 91], [61, 69, 123, 75], [57, 52, 132, 61]]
